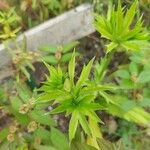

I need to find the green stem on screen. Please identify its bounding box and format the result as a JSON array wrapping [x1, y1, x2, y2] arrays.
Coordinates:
[[98, 51, 114, 83]]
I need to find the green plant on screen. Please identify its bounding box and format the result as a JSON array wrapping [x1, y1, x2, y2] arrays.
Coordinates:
[[0, 7, 21, 40], [0, 1, 150, 150], [5, 37, 40, 81], [94, 0, 149, 53], [20, 0, 62, 28], [39, 53, 99, 141], [38, 52, 150, 149], [20, 0, 48, 27], [37, 1, 150, 149], [0, 82, 98, 150], [115, 120, 139, 149], [41, 0, 61, 14], [112, 39, 150, 105], [39, 41, 80, 65], [116, 62, 146, 87], [0, 83, 58, 149]]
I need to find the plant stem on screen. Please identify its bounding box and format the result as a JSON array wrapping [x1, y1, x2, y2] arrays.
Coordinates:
[[98, 51, 114, 82]]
